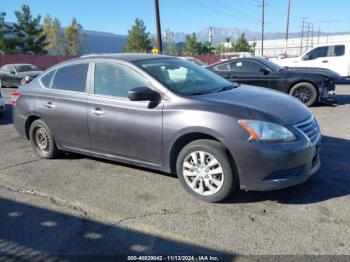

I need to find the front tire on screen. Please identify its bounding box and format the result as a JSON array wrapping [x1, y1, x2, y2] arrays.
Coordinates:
[[289, 82, 318, 107], [176, 139, 238, 203], [29, 119, 60, 159]]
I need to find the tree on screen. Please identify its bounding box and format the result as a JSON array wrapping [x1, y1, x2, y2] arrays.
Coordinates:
[[184, 33, 212, 55], [184, 33, 198, 55], [124, 18, 152, 52], [232, 33, 253, 52], [13, 5, 47, 54], [64, 18, 84, 55], [0, 12, 14, 54], [41, 15, 65, 55]]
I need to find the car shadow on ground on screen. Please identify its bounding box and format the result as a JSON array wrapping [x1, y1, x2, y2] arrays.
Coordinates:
[[227, 135, 350, 205], [0, 104, 13, 126], [0, 197, 235, 259]]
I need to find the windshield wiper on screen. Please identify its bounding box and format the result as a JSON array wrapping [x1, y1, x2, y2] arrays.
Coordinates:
[[212, 84, 239, 93]]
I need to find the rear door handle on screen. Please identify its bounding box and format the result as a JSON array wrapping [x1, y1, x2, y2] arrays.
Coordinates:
[[322, 60, 328, 63], [91, 107, 105, 116], [43, 101, 55, 109]]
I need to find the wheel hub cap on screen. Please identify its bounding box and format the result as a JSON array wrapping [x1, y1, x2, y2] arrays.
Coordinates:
[[183, 151, 224, 196]]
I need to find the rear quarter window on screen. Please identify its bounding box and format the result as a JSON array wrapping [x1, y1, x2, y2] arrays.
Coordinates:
[[214, 63, 230, 71], [40, 70, 56, 88]]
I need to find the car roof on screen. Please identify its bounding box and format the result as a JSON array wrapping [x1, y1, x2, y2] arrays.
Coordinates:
[[78, 53, 173, 62], [208, 57, 267, 67]]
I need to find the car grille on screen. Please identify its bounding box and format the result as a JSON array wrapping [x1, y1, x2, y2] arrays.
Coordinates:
[[295, 117, 320, 143]]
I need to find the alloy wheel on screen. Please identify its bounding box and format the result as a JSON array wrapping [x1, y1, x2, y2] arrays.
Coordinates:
[[291, 85, 314, 104]]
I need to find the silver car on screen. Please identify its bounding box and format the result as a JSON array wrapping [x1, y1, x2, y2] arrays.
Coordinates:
[[13, 54, 321, 202]]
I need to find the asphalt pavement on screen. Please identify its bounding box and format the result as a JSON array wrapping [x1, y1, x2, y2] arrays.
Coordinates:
[[0, 86, 349, 259]]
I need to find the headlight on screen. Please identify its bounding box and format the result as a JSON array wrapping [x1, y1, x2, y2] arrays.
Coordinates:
[[238, 120, 297, 143]]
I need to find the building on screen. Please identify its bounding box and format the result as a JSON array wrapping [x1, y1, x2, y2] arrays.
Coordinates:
[[252, 33, 350, 57]]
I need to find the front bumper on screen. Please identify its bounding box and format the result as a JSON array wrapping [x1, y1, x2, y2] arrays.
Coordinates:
[[224, 120, 322, 191], [319, 82, 338, 105]]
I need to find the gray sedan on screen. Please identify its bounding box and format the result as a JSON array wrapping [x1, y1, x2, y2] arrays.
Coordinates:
[[12, 54, 321, 202], [0, 64, 42, 87]]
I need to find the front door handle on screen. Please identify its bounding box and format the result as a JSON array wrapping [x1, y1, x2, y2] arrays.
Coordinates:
[[43, 101, 55, 109], [91, 107, 105, 116], [322, 60, 328, 63]]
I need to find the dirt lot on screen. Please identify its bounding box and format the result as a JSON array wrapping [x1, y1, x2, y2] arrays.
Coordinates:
[[0, 86, 349, 258]]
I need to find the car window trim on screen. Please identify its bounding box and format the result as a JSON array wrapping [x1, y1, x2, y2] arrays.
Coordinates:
[[90, 61, 158, 101]]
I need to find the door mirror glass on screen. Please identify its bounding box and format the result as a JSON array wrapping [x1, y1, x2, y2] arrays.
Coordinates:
[[128, 87, 161, 101], [24, 75, 33, 83]]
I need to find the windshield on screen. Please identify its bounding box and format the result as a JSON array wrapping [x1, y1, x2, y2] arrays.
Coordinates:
[[258, 59, 284, 71], [133, 58, 236, 95], [15, 64, 39, 72]]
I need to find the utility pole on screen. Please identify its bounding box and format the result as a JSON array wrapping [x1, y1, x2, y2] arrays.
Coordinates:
[[284, 0, 291, 56], [154, 0, 163, 53], [299, 17, 307, 55], [261, 0, 265, 56], [306, 22, 310, 51]]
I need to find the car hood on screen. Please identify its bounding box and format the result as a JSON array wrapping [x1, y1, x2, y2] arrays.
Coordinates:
[[193, 85, 312, 126], [283, 67, 341, 79]]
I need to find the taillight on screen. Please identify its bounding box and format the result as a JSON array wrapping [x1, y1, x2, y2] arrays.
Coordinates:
[[12, 91, 21, 105]]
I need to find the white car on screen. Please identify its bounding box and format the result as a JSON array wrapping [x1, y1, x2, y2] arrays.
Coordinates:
[[274, 43, 350, 78], [0, 87, 5, 116]]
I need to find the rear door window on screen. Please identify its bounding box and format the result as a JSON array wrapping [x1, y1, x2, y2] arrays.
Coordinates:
[[52, 63, 89, 92], [332, 45, 345, 56]]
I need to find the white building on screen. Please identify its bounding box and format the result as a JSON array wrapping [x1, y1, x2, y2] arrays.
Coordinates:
[[251, 33, 350, 57]]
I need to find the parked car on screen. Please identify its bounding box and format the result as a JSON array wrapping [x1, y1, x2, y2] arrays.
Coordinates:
[[0, 64, 43, 88], [0, 87, 4, 116], [207, 57, 339, 106], [13, 54, 321, 202], [180, 56, 208, 67], [274, 43, 350, 78]]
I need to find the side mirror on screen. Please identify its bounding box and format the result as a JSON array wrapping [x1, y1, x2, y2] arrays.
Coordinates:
[[128, 86, 161, 101], [302, 55, 310, 61], [259, 68, 270, 75], [10, 70, 16, 75], [24, 75, 33, 83]]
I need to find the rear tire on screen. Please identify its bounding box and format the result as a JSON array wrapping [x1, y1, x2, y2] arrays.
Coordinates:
[[29, 119, 60, 159], [176, 139, 238, 203], [289, 82, 318, 107]]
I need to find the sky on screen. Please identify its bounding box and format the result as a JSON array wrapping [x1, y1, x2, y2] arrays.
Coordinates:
[[2, 0, 350, 35]]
